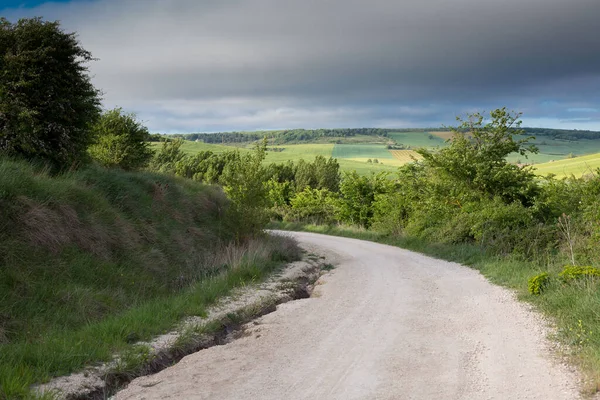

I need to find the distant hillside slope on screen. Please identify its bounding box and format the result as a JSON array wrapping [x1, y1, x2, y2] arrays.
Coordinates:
[[534, 153, 600, 178], [153, 128, 600, 175]]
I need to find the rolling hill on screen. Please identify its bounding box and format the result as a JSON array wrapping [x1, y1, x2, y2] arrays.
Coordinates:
[[153, 128, 600, 175], [533, 153, 600, 178]]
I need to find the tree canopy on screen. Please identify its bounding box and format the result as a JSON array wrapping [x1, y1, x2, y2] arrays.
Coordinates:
[[0, 17, 101, 169], [417, 108, 539, 205], [89, 108, 154, 170]]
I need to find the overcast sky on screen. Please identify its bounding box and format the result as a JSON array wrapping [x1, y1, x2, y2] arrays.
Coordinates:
[[3, 0, 600, 132]]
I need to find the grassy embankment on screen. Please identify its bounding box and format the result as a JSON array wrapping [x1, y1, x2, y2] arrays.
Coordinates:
[[0, 158, 300, 399], [271, 221, 600, 393]]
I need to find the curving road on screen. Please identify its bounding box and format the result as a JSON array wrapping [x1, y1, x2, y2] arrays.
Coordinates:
[[116, 231, 580, 400]]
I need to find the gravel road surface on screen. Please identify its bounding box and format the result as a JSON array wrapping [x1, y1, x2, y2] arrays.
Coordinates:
[[116, 231, 580, 400]]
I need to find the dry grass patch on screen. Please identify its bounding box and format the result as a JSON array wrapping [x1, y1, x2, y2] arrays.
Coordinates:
[[390, 150, 422, 163], [428, 131, 455, 140]]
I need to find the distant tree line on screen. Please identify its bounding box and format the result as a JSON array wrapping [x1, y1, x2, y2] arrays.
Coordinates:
[[522, 128, 600, 141], [273, 128, 392, 143], [175, 128, 399, 144], [171, 127, 600, 145], [175, 132, 264, 143]]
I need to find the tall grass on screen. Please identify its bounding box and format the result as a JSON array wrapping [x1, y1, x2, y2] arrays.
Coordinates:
[[0, 158, 300, 399]]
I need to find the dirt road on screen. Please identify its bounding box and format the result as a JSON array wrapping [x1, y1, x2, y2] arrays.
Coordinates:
[[116, 231, 580, 400]]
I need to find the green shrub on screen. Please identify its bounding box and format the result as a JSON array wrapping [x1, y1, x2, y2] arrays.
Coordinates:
[[527, 272, 550, 295], [371, 192, 408, 234], [468, 197, 539, 254], [337, 171, 391, 228], [293, 156, 340, 193], [287, 187, 338, 225], [148, 139, 187, 173], [559, 265, 600, 281], [88, 108, 154, 170], [417, 108, 540, 206], [220, 140, 269, 240]]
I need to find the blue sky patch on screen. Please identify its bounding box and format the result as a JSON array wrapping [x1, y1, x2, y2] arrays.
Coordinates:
[[2, 0, 74, 8]]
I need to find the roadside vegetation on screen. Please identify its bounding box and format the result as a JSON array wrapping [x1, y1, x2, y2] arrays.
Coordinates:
[[0, 160, 299, 397], [267, 108, 600, 392], [4, 13, 600, 399], [0, 17, 300, 398]]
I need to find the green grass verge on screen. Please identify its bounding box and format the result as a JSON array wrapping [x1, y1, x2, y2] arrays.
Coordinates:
[[1, 246, 292, 398], [0, 158, 300, 399], [270, 221, 600, 392]]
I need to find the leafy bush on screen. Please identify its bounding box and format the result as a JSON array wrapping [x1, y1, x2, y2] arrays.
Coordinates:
[[89, 108, 154, 170], [265, 179, 294, 221], [292, 156, 340, 193], [402, 200, 461, 241], [371, 191, 409, 234], [468, 198, 538, 253], [220, 141, 270, 240], [417, 108, 539, 206], [337, 171, 391, 228], [148, 139, 187, 173], [559, 265, 600, 281], [287, 187, 338, 224], [266, 179, 293, 208], [528, 272, 550, 295]]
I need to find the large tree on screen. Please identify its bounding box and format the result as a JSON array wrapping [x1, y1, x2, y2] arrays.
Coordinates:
[[417, 108, 539, 205], [0, 17, 101, 169]]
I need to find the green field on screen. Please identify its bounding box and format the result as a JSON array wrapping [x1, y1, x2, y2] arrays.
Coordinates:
[[265, 143, 400, 174], [152, 133, 600, 176], [336, 159, 400, 174], [264, 144, 334, 163], [388, 131, 446, 148], [506, 137, 600, 165], [266, 143, 400, 173], [332, 144, 395, 159], [533, 137, 600, 156], [534, 152, 600, 178], [150, 141, 244, 155]]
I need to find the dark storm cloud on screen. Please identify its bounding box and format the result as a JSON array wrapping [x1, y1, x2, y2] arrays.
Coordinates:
[[3, 0, 600, 131]]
